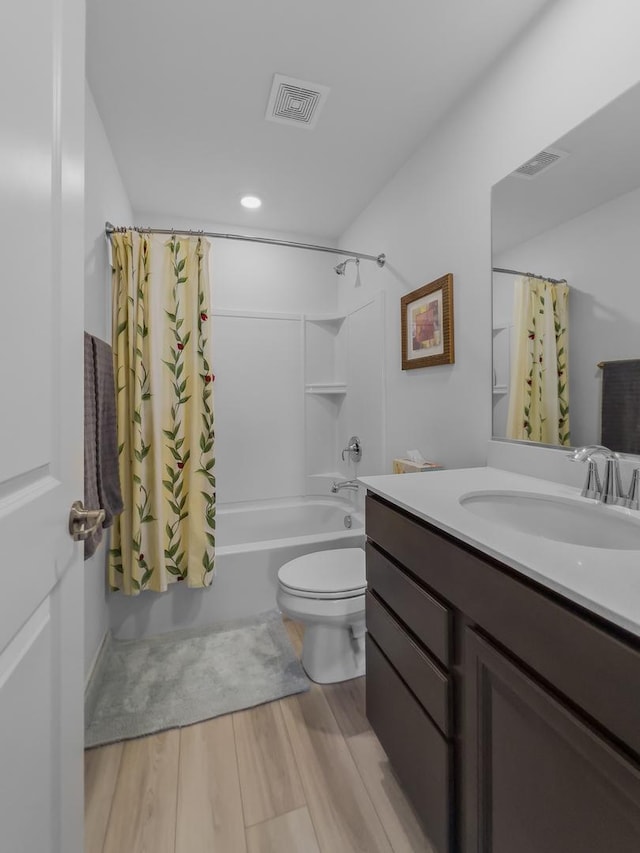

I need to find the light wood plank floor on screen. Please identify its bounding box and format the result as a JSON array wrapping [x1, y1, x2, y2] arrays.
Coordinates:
[[85, 619, 435, 853]]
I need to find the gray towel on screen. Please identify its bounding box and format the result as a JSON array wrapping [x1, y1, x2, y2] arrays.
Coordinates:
[[84, 333, 123, 559], [601, 359, 640, 455], [92, 336, 124, 525], [84, 333, 101, 559]]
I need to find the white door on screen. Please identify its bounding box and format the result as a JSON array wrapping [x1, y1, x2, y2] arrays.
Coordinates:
[[0, 0, 85, 852]]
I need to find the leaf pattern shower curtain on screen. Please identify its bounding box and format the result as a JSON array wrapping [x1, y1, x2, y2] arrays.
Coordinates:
[[108, 232, 216, 594], [506, 276, 570, 446]]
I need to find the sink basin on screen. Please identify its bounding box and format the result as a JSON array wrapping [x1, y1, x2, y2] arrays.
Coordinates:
[[459, 490, 640, 550]]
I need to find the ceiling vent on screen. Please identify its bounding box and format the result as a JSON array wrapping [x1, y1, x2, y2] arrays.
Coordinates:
[[511, 148, 568, 179], [265, 74, 330, 130]]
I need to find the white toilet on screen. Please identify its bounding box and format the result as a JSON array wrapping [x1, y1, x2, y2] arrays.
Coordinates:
[[277, 548, 366, 684]]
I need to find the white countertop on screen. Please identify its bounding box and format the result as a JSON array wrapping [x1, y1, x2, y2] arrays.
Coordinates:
[[359, 466, 640, 640]]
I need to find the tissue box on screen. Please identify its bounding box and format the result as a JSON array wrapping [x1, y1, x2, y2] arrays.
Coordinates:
[[392, 458, 443, 474]]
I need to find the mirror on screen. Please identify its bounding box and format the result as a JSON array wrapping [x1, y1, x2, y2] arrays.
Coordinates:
[[491, 82, 640, 453]]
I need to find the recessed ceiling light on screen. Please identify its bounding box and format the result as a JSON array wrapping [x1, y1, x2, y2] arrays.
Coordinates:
[[241, 195, 262, 209]]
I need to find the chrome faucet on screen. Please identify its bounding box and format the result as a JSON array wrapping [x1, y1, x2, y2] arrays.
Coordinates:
[[331, 479, 359, 494], [567, 445, 625, 505]]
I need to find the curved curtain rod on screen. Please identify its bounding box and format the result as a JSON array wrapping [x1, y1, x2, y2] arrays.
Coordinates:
[[492, 266, 566, 285], [105, 222, 386, 268]]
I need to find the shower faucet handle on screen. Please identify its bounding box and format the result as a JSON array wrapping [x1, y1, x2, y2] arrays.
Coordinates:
[[341, 436, 362, 463]]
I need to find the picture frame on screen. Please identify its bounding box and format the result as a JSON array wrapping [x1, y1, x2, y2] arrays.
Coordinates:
[[401, 273, 455, 369]]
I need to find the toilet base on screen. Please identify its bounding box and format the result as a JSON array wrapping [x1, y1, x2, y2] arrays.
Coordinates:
[[301, 621, 366, 684], [276, 548, 367, 685]]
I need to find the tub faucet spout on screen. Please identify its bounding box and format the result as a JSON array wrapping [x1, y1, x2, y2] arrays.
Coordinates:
[[331, 479, 359, 494]]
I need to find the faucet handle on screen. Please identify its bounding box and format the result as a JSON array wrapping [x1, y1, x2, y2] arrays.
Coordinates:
[[581, 459, 601, 500], [625, 468, 640, 510], [341, 436, 362, 463], [601, 457, 624, 505]]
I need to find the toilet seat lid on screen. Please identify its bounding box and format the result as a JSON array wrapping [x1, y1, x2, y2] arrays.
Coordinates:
[[278, 548, 366, 597]]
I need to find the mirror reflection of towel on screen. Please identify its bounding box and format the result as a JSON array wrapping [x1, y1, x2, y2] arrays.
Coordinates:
[[601, 360, 640, 455], [84, 333, 123, 559]]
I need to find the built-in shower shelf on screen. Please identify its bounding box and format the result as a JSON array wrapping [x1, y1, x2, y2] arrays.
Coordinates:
[[305, 313, 346, 328], [305, 383, 347, 395], [492, 385, 508, 395]]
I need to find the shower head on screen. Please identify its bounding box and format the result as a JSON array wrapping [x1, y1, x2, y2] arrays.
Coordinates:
[[333, 257, 360, 275]]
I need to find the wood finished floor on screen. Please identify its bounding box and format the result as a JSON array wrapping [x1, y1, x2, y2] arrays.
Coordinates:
[[85, 619, 435, 853]]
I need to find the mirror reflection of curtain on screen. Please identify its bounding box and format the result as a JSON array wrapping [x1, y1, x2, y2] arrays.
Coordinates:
[[506, 276, 570, 446]]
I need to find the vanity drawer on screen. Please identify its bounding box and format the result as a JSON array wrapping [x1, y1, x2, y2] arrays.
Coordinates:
[[366, 591, 450, 735], [366, 541, 451, 666], [366, 493, 459, 580], [366, 635, 451, 853]]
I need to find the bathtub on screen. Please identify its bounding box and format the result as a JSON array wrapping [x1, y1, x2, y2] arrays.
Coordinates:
[[109, 496, 364, 640]]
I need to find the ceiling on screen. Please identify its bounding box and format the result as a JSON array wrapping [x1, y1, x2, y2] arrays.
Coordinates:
[[87, 0, 551, 240], [492, 80, 640, 255]]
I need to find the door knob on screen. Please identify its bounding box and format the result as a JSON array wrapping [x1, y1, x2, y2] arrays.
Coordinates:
[[68, 501, 105, 541]]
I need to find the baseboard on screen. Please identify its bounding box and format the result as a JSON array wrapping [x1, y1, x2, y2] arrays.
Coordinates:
[[84, 630, 111, 728]]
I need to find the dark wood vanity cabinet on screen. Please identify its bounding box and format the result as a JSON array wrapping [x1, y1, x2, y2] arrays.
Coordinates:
[[365, 493, 640, 853]]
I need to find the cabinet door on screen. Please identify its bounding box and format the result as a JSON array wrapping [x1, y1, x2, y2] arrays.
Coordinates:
[[464, 629, 640, 853]]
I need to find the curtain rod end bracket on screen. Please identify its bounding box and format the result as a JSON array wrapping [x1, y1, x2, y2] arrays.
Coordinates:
[[377, 254, 386, 268]]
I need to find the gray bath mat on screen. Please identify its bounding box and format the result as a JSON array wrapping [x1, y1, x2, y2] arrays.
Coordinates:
[[85, 609, 309, 748]]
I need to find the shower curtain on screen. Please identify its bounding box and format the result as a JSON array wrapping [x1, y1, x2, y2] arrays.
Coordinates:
[[506, 276, 570, 446], [108, 232, 216, 594]]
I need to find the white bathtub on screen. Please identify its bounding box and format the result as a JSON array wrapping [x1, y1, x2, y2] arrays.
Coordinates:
[[109, 496, 364, 639], [217, 497, 362, 549]]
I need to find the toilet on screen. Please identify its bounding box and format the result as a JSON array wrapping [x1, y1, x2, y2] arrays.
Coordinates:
[[277, 548, 366, 684]]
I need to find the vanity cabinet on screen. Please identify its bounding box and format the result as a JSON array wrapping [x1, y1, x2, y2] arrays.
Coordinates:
[[365, 493, 640, 853]]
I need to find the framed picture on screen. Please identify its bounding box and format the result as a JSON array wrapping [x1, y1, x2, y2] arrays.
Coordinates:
[[401, 273, 454, 369]]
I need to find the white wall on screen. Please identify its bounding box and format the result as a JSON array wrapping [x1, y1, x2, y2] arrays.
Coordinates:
[[84, 85, 134, 678], [214, 312, 305, 502], [337, 0, 640, 473], [496, 182, 640, 448]]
